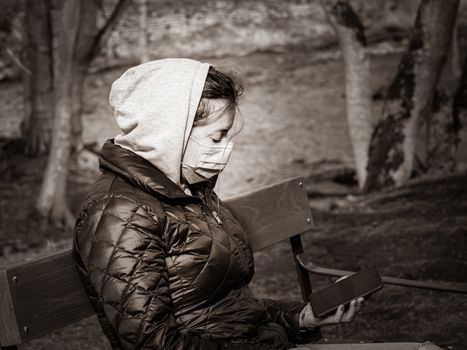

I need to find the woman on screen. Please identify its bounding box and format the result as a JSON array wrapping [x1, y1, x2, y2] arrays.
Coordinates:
[[71, 58, 364, 350]]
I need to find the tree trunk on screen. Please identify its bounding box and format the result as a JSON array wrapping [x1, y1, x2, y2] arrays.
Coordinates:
[[423, 27, 461, 174], [453, 46, 467, 168], [137, 0, 149, 63], [36, 0, 81, 228], [320, 0, 373, 189], [21, 0, 54, 156], [70, 0, 98, 165], [70, 65, 86, 160], [364, 0, 460, 192]]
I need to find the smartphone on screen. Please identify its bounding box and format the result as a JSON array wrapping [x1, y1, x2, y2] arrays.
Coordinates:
[[309, 266, 383, 318]]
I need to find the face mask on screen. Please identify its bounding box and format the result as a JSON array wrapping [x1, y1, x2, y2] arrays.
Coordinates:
[[181, 135, 233, 184]]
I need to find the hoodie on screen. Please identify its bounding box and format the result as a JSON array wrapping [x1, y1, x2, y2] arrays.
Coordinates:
[[110, 58, 211, 191]]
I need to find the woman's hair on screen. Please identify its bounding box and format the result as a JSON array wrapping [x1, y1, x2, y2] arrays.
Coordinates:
[[193, 66, 244, 127]]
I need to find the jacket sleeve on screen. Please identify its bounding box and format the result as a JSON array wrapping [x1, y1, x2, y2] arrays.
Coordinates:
[[74, 195, 260, 350], [259, 299, 322, 344]]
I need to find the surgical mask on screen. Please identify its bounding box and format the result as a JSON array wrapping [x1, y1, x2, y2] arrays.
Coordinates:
[[181, 135, 233, 184]]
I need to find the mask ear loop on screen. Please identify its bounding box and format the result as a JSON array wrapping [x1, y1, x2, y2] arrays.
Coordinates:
[[216, 138, 231, 215], [216, 134, 234, 215], [216, 173, 220, 214]]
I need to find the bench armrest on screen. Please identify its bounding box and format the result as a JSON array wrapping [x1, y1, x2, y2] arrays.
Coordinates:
[[295, 254, 467, 294]]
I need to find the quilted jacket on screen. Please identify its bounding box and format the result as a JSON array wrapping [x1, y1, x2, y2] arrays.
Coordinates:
[[72, 139, 321, 349]]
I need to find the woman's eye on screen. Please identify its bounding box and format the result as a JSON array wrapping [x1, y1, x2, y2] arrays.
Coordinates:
[[211, 138, 221, 143]]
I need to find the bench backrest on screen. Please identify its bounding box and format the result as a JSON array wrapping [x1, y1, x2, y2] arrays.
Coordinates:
[[224, 176, 313, 250], [0, 176, 313, 347]]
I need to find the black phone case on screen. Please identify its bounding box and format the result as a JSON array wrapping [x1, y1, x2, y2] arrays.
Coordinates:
[[309, 266, 384, 318]]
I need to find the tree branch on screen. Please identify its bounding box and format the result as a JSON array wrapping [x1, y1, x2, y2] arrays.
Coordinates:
[[6, 47, 31, 75], [85, 0, 131, 63]]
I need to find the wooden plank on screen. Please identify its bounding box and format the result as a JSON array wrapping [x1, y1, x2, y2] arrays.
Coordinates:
[[224, 176, 313, 251], [5, 249, 94, 343], [0, 270, 21, 346]]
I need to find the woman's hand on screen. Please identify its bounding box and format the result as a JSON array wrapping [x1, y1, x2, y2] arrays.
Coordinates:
[[299, 297, 364, 329]]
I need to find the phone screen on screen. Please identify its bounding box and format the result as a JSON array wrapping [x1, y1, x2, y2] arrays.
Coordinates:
[[309, 266, 383, 317]]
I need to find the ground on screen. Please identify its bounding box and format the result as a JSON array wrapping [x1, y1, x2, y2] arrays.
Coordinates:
[[0, 49, 466, 349], [252, 174, 467, 348]]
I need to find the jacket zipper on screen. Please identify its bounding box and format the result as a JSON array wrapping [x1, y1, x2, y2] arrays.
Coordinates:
[[196, 192, 223, 225], [198, 201, 223, 225], [211, 209, 223, 225]]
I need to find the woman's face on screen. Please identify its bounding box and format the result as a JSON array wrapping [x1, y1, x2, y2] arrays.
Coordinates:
[[189, 99, 235, 146], [181, 99, 235, 184]]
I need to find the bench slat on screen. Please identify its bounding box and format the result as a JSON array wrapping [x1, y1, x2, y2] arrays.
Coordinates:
[[2, 250, 94, 345], [224, 176, 313, 251], [0, 270, 21, 346]]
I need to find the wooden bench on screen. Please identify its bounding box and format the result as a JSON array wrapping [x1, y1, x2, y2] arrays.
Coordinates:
[[1, 176, 466, 349]]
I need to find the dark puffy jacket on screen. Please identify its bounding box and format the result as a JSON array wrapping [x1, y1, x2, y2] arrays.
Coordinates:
[[72, 139, 320, 349]]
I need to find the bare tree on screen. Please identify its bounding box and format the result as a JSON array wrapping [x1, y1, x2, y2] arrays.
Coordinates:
[[320, 0, 372, 189], [137, 0, 149, 63], [452, 37, 467, 166], [422, 27, 461, 174], [21, 0, 53, 156], [364, 0, 460, 192], [35, 0, 131, 227], [69, 0, 98, 159], [70, 0, 130, 157], [37, 0, 81, 228]]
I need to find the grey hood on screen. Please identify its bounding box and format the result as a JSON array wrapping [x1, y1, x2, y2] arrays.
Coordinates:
[[110, 58, 211, 187]]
